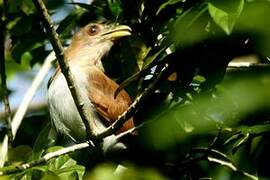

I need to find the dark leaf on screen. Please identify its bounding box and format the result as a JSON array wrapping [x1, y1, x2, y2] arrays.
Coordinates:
[[32, 123, 57, 160]]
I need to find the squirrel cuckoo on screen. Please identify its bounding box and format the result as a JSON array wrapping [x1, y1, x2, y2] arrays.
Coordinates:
[[48, 22, 134, 147]]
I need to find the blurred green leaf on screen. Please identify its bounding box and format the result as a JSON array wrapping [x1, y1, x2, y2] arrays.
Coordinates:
[[85, 164, 116, 180], [8, 15, 33, 36], [86, 164, 164, 180], [173, 2, 208, 46], [107, 0, 122, 18], [5, 58, 31, 79], [40, 171, 59, 180], [8, 145, 32, 163], [193, 75, 206, 84], [10, 38, 43, 64], [144, 76, 270, 149], [208, 0, 244, 35], [8, 0, 35, 15]]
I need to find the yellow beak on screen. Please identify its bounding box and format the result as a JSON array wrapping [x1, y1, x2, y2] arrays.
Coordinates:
[[101, 25, 132, 40]]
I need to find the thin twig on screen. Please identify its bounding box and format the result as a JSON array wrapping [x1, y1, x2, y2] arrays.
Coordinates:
[[32, 0, 96, 140], [97, 64, 169, 139], [0, 120, 148, 175], [190, 147, 258, 180], [227, 63, 270, 72], [208, 127, 222, 149], [191, 147, 232, 162], [207, 157, 258, 180], [0, 0, 12, 168], [0, 142, 91, 175], [0, 0, 13, 145]]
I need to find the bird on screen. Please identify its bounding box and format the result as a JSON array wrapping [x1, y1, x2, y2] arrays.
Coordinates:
[[47, 22, 134, 151]]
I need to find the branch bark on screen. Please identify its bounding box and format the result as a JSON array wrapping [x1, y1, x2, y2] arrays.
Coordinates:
[[0, 0, 12, 145], [97, 64, 169, 139], [0, 121, 147, 175], [32, 0, 96, 139], [0, 142, 91, 175]]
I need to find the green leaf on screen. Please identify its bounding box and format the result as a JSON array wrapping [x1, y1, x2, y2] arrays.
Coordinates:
[[192, 75, 206, 84], [10, 38, 43, 64], [173, 2, 208, 46], [136, 44, 151, 70], [5, 58, 31, 79], [8, 0, 35, 14], [107, 0, 122, 18], [208, 0, 245, 35], [142, 47, 165, 69], [20, 0, 35, 15], [48, 155, 85, 180], [86, 164, 165, 180], [8, 145, 32, 163], [40, 171, 59, 180], [85, 164, 117, 180]]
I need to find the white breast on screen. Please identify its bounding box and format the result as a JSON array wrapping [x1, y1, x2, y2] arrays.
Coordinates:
[[48, 65, 105, 142]]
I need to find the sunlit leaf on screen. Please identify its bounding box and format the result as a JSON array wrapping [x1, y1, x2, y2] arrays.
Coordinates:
[[192, 75, 206, 84], [136, 44, 151, 70], [208, 0, 245, 35], [48, 155, 85, 180]]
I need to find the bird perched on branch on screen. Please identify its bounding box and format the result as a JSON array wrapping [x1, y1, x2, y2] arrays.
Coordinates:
[[47, 22, 134, 149]]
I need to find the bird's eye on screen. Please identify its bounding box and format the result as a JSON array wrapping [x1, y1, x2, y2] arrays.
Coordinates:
[[88, 24, 100, 36]]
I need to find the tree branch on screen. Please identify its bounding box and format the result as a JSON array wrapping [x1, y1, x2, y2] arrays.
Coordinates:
[[0, 117, 152, 175], [0, 142, 91, 175], [227, 63, 270, 72], [32, 0, 96, 139], [0, 0, 12, 145], [97, 64, 169, 139], [0, 119, 150, 175]]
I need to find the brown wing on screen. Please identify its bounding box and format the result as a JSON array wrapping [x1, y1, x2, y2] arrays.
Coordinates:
[[86, 66, 134, 133]]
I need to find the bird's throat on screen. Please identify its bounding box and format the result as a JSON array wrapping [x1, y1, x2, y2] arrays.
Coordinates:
[[65, 40, 114, 71]]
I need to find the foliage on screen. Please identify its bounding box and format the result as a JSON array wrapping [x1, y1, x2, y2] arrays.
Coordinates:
[[3, 150, 85, 180], [1, 0, 270, 179]]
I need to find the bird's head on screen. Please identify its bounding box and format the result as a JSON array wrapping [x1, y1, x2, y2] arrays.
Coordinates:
[[65, 22, 132, 66]]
